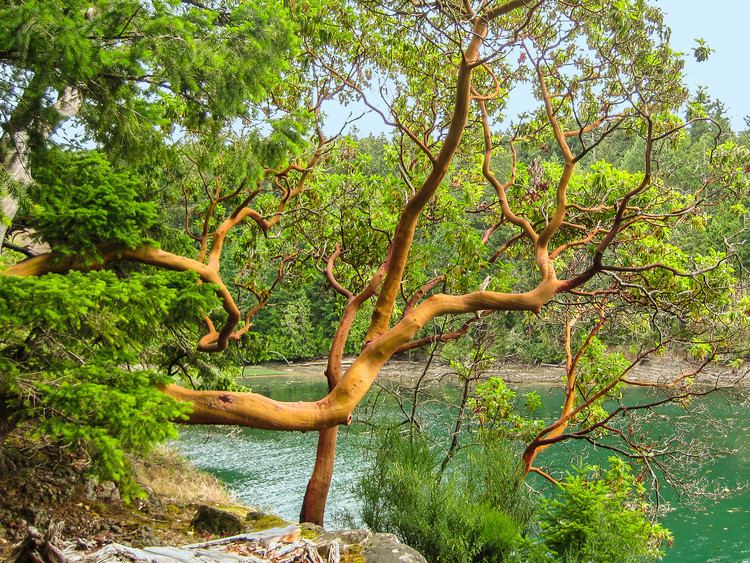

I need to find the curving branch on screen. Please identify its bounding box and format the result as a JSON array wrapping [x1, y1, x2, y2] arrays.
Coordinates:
[[232, 252, 298, 340], [531, 54, 576, 281], [395, 315, 480, 353], [522, 313, 605, 472], [558, 119, 655, 293], [622, 353, 716, 389], [365, 14, 498, 343], [156, 279, 563, 432], [324, 244, 354, 300], [550, 226, 607, 259], [478, 101, 539, 244], [402, 275, 446, 318], [4, 133, 326, 355]]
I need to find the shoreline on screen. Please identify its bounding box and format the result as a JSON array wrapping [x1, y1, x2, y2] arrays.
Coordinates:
[[241, 356, 750, 388]]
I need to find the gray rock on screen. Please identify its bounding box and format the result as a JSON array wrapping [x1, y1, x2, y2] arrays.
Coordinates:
[[84, 479, 122, 507], [317, 528, 371, 546], [362, 533, 427, 563], [191, 505, 243, 536], [312, 528, 426, 562], [98, 481, 122, 507], [136, 525, 160, 547], [84, 478, 98, 501]]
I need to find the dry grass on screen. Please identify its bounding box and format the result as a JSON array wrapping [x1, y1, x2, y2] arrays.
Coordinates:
[[132, 445, 232, 505]]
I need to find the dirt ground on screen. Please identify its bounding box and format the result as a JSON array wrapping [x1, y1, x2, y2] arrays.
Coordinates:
[[0, 439, 268, 560]]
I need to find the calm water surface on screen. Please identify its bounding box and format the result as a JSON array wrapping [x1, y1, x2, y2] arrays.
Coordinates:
[[175, 370, 750, 562]]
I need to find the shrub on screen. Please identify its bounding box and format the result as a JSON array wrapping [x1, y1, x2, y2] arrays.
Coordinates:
[[533, 458, 672, 562], [356, 431, 534, 562], [28, 150, 158, 258]]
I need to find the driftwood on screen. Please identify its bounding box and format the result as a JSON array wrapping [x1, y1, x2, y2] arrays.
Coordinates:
[[83, 526, 333, 563], [323, 541, 338, 563], [183, 527, 301, 549], [91, 544, 263, 563], [6, 524, 72, 563]]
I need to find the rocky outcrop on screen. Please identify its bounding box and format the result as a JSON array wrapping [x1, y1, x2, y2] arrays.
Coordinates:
[[191, 505, 244, 536], [361, 533, 426, 563], [0, 444, 427, 563], [315, 528, 426, 563]]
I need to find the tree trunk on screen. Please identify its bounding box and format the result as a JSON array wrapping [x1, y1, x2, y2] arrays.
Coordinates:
[[299, 426, 338, 525], [1, 87, 81, 254], [300, 17, 494, 526], [0, 129, 31, 250], [300, 356, 343, 525]]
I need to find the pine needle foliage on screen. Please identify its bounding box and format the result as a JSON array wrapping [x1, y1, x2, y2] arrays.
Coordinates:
[[0, 269, 219, 498]]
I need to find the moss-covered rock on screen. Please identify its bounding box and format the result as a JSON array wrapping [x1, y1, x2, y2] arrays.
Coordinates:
[[191, 505, 243, 536], [245, 511, 288, 531]]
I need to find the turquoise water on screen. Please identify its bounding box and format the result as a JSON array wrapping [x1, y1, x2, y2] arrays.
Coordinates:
[[175, 373, 750, 562]]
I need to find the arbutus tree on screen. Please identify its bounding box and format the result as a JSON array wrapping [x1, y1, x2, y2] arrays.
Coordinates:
[[2, 0, 749, 526]]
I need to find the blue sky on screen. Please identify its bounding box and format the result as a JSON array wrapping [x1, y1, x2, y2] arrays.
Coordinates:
[[328, 0, 750, 136], [656, 0, 749, 129]]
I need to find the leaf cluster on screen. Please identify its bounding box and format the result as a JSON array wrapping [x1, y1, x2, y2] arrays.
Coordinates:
[[0, 269, 219, 496], [534, 457, 672, 562], [26, 150, 158, 258]]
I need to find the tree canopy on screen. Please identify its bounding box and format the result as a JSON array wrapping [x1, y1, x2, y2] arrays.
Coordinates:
[[1, 0, 749, 537]]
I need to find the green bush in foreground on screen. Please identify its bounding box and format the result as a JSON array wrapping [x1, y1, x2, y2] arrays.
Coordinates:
[[0, 270, 219, 498], [356, 432, 672, 562], [357, 432, 534, 563], [533, 458, 672, 562]]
